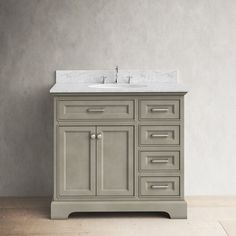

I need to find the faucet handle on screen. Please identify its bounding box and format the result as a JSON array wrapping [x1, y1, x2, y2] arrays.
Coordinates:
[[127, 76, 132, 84], [101, 76, 107, 84], [115, 66, 119, 83]]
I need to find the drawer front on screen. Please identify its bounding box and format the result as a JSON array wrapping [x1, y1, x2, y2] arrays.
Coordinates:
[[57, 100, 134, 120], [139, 151, 180, 172], [140, 177, 180, 196], [139, 100, 180, 120], [139, 126, 180, 145]]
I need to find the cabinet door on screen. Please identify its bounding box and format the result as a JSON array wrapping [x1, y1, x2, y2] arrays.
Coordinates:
[[57, 126, 96, 197], [97, 126, 134, 196]]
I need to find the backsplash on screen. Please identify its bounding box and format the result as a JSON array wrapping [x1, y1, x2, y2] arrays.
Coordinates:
[[56, 70, 178, 84]]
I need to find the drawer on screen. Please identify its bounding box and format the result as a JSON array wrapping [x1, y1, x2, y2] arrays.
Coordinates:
[[57, 100, 134, 120], [139, 126, 180, 145], [140, 176, 180, 196], [139, 100, 180, 120], [139, 151, 180, 172]]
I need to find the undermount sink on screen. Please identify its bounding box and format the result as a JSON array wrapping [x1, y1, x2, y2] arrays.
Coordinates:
[[89, 83, 147, 89]]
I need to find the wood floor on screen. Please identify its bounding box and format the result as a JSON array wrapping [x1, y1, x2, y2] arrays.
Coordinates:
[[0, 197, 236, 235]]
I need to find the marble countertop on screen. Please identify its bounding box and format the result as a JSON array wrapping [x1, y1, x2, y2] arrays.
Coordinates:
[[49, 70, 188, 94], [50, 82, 188, 93]]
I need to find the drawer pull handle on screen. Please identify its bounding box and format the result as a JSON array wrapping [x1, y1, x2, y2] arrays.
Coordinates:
[[151, 159, 169, 163], [150, 134, 169, 138], [151, 185, 169, 189], [87, 108, 105, 113], [97, 133, 102, 140], [90, 133, 96, 139], [151, 108, 169, 112]]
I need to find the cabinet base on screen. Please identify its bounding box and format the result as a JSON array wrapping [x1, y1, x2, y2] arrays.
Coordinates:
[[51, 200, 187, 219]]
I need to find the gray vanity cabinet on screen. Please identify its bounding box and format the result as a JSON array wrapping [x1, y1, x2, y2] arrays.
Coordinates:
[[57, 125, 134, 199], [51, 95, 187, 219]]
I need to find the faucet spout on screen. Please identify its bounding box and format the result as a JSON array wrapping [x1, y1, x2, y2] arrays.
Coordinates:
[[115, 66, 118, 83]]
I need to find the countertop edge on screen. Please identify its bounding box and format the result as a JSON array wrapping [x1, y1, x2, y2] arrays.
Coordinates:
[[50, 91, 188, 96]]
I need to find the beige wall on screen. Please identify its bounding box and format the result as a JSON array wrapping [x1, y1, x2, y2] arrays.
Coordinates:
[[1, 0, 236, 196]]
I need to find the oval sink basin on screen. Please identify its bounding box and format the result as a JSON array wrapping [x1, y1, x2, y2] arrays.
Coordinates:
[[89, 83, 146, 89]]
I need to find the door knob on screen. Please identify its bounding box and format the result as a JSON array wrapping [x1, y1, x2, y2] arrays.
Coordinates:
[[90, 133, 96, 139], [97, 133, 102, 139]]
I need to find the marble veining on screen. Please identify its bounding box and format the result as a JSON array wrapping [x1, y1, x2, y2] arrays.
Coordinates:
[[50, 70, 187, 93], [56, 70, 178, 84]]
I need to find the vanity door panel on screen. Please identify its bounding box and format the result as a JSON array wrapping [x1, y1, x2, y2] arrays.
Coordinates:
[[57, 126, 96, 198], [97, 126, 134, 196]]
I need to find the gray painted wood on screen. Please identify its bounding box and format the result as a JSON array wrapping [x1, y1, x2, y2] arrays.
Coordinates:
[[139, 99, 180, 120], [51, 94, 187, 219], [139, 176, 180, 196], [139, 151, 180, 172], [97, 126, 134, 196], [139, 125, 180, 145], [57, 126, 96, 197], [57, 100, 134, 121], [51, 200, 187, 219]]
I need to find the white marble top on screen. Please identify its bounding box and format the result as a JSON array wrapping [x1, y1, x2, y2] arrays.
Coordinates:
[[50, 82, 188, 93], [50, 70, 188, 93]]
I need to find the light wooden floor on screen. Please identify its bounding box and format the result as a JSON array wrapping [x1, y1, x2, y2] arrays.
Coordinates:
[[1, 197, 236, 236]]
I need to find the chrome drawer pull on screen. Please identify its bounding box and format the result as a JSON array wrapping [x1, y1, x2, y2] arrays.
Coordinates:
[[87, 108, 105, 113], [97, 133, 102, 140], [151, 108, 169, 112], [151, 185, 169, 189], [150, 134, 169, 138], [151, 159, 169, 163]]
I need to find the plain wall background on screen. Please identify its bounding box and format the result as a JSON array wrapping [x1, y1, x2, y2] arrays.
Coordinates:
[[1, 0, 236, 196]]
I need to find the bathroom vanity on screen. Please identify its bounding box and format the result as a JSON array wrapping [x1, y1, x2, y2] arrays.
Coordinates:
[[50, 70, 188, 219]]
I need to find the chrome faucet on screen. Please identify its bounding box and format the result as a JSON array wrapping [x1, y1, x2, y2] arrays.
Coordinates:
[[115, 66, 118, 83]]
